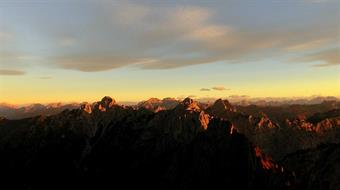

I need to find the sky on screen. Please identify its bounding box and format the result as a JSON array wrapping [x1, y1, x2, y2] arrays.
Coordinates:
[[0, 0, 339, 104]]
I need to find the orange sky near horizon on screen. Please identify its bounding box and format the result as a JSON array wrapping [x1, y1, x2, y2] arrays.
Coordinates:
[[0, 0, 339, 104]]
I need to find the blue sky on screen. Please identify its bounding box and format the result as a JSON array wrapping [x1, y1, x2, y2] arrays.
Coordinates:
[[0, 0, 339, 104]]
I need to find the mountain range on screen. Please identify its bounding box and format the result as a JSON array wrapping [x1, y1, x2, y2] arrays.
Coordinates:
[[0, 96, 339, 189], [1, 96, 338, 120]]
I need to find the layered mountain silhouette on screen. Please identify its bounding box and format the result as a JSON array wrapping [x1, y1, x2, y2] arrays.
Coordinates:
[[137, 97, 179, 112], [0, 96, 339, 189], [0, 102, 80, 119]]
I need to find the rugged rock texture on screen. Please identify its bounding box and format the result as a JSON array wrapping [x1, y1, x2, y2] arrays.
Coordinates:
[[0, 97, 289, 190], [206, 99, 340, 160], [278, 110, 340, 159], [208, 99, 237, 113], [236, 101, 339, 125], [137, 97, 179, 112], [205, 99, 280, 158], [1, 96, 339, 189], [80, 103, 92, 114], [281, 143, 340, 190]]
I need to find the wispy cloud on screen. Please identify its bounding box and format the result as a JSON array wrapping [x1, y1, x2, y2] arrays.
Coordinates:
[[0, 69, 25, 75], [200, 88, 211, 91], [1, 1, 338, 72], [294, 48, 339, 67], [50, 3, 337, 71], [229, 95, 250, 99], [285, 39, 332, 51], [212, 86, 229, 91], [55, 55, 142, 72]]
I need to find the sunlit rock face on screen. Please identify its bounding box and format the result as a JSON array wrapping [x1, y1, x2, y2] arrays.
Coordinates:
[[95, 96, 116, 112], [181, 97, 201, 112], [205, 99, 280, 158], [205, 99, 340, 161], [278, 110, 340, 158], [0, 96, 339, 189], [137, 97, 179, 112], [147, 98, 210, 142], [208, 99, 237, 114], [80, 103, 92, 114], [0, 96, 291, 190], [315, 117, 340, 133], [235, 101, 340, 127], [138, 98, 162, 110]]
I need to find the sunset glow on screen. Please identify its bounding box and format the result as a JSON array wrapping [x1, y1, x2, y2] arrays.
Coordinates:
[[0, 0, 339, 104]]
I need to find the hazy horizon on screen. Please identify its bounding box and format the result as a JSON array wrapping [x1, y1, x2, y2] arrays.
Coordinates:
[[1, 95, 339, 107]]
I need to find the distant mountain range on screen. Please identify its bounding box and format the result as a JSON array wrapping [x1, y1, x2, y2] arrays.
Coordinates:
[[196, 96, 340, 106], [1, 96, 339, 119], [0, 102, 80, 119], [0, 96, 339, 189]]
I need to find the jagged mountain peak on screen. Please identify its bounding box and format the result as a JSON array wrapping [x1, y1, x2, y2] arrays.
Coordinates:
[[137, 97, 179, 112], [101, 96, 116, 105], [182, 97, 194, 105], [205, 99, 238, 119], [2, 96, 339, 189], [145, 97, 162, 103], [80, 103, 92, 114], [212, 98, 236, 112], [95, 96, 116, 111], [179, 97, 201, 111]]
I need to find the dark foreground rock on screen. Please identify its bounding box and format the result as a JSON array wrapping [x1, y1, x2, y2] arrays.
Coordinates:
[[0, 97, 289, 190], [281, 143, 340, 190]]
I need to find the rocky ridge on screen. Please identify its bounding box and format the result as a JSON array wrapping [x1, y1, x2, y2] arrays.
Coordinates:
[[0, 96, 290, 190], [0, 96, 339, 189]]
